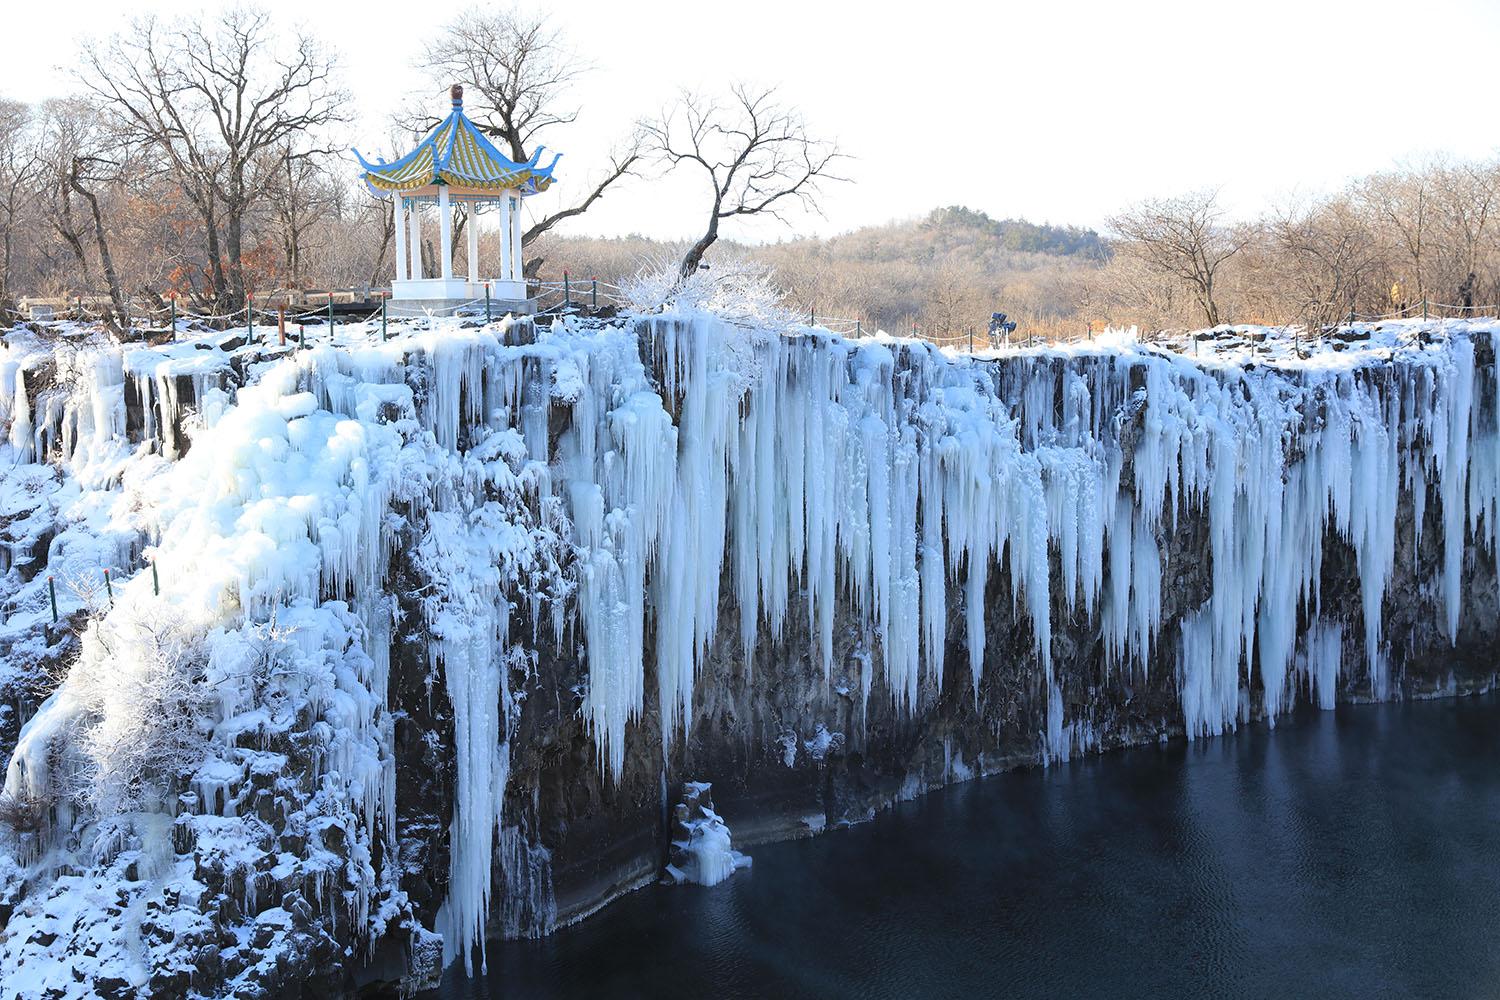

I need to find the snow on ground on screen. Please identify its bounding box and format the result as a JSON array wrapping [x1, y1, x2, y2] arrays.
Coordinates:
[[0, 311, 1494, 994]]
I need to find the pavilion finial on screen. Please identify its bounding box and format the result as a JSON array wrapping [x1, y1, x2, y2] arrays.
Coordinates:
[[450, 83, 464, 108]]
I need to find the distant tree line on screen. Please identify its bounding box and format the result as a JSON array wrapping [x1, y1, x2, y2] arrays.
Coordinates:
[[1, 5, 1497, 344], [462, 160, 1500, 343]]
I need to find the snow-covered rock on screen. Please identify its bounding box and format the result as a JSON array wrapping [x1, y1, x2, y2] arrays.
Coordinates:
[[663, 782, 751, 887]]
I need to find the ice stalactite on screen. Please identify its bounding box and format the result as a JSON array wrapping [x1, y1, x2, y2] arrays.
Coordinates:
[[1435, 338, 1475, 644], [1298, 620, 1344, 711], [8, 364, 31, 462], [399, 328, 575, 971], [497, 825, 558, 939]]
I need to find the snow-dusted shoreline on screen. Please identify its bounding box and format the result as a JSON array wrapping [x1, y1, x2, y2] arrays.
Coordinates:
[[0, 313, 1495, 997]]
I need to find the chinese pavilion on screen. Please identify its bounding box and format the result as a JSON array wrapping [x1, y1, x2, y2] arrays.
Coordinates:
[[353, 84, 560, 314]]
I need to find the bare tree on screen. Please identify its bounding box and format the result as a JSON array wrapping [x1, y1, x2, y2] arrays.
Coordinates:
[[267, 145, 335, 289], [1430, 159, 1497, 306], [1360, 168, 1428, 309], [68, 155, 131, 333], [0, 99, 39, 305], [922, 258, 985, 342], [1268, 195, 1382, 331], [365, 195, 396, 287], [79, 10, 346, 306], [1095, 252, 1183, 333], [420, 10, 643, 269], [34, 100, 97, 287], [1108, 189, 1246, 327], [645, 85, 842, 282]]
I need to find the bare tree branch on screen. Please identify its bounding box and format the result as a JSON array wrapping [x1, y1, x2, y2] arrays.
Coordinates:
[[644, 84, 844, 283]]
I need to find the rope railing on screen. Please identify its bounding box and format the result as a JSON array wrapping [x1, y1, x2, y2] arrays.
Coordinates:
[[10, 286, 1500, 362]]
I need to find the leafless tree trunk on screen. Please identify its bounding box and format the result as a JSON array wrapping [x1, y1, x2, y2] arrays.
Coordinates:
[[644, 85, 842, 283], [1268, 195, 1381, 330], [270, 146, 333, 289], [1431, 161, 1496, 305], [368, 200, 395, 287], [68, 156, 129, 335], [923, 258, 985, 340]]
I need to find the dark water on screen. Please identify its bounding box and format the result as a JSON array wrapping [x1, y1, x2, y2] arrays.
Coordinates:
[[442, 696, 1500, 999]]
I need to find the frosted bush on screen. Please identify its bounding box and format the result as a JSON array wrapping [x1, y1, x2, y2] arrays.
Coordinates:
[[623, 250, 798, 329], [69, 607, 212, 816]]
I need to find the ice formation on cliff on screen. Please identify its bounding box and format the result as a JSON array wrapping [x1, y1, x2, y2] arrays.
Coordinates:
[[0, 311, 1495, 994], [663, 781, 752, 887]]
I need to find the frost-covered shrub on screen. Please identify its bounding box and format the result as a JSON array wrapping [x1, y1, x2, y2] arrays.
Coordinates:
[[624, 250, 798, 329], [68, 607, 212, 817], [0, 788, 49, 834]]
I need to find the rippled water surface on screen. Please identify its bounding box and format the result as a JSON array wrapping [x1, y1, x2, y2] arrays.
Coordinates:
[[439, 696, 1500, 999]]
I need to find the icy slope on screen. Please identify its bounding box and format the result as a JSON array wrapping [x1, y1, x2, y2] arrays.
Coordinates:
[[0, 314, 1494, 997]]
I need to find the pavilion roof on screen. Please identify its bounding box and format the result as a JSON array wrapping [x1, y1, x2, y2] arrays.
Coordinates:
[[353, 88, 560, 198]]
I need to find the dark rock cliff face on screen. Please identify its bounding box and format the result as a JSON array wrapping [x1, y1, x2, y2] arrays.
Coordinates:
[[406, 503, 1498, 951], [377, 321, 1500, 995]]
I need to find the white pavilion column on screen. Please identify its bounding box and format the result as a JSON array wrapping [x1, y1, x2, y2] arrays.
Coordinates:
[[509, 194, 523, 282], [467, 203, 480, 285], [393, 196, 408, 285], [438, 186, 454, 280], [498, 197, 512, 282], [408, 202, 422, 279]]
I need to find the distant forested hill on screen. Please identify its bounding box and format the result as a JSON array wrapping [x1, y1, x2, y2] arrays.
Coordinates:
[[919, 206, 1109, 260]]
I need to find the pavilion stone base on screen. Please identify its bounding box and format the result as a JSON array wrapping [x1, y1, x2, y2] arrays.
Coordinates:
[[386, 297, 535, 318]]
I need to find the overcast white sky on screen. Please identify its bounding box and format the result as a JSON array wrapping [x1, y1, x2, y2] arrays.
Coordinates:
[[4, 0, 1499, 243]]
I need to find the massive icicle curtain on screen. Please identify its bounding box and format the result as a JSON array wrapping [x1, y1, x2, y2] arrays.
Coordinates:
[[556, 319, 1495, 767], [1, 317, 1496, 976], [14, 317, 1483, 782]]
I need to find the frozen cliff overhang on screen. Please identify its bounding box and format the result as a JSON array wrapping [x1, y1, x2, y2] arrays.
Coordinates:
[[0, 313, 1494, 997]]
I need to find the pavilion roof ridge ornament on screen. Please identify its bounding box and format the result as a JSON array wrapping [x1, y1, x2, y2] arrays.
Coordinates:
[[351, 83, 561, 199]]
